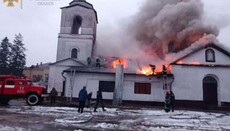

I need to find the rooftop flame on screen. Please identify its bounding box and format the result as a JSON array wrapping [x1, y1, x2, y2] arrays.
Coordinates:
[[137, 66, 155, 76], [176, 60, 201, 65], [113, 58, 127, 69]]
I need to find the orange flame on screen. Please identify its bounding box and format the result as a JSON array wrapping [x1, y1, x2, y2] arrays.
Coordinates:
[[137, 66, 154, 76], [113, 58, 127, 69], [176, 60, 183, 64], [189, 62, 200, 65]]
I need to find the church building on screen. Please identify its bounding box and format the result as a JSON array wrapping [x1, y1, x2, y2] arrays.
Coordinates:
[[48, 0, 230, 107]]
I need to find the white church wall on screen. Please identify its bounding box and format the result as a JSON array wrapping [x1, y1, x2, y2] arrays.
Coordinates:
[[60, 6, 97, 35], [180, 47, 230, 65], [48, 65, 68, 93], [65, 73, 115, 99], [172, 65, 230, 103], [56, 37, 93, 61], [65, 72, 167, 102]]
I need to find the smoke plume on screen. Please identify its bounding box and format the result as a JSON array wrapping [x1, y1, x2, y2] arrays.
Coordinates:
[[95, 0, 220, 69]]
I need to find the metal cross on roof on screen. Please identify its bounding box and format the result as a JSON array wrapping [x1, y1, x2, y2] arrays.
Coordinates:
[[3, 0, 18, 7]]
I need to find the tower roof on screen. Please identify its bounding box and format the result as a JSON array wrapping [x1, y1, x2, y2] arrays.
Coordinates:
[[69, 0, 93, 9]]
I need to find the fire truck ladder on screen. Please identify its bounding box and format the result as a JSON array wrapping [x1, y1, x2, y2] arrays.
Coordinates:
[[68, 69, 75, 102]]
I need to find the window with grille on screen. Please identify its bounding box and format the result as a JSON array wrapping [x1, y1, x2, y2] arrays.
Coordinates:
[[134, 83, 151, 94], [99, 81, 115, 92]]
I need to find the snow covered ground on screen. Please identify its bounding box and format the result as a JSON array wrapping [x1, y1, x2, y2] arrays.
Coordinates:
[[0, 104, 230, 131]]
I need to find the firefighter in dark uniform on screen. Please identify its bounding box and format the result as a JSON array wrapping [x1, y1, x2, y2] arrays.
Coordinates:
[[96, 58, 100, 68], [149, 64, 156, 75], [164, 91, 171, 113], [87, 57, 92, 66], [162, 65, 167, 77], [170, 91, 175, 112]]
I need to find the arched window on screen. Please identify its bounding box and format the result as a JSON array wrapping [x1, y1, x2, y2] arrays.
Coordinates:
[[168, 41, 174, 53], [71, 48, 78, 59], [205, 49, 215, 62], [72, 16, 82, 34]]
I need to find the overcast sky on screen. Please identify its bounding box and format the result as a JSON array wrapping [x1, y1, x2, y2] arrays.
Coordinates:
[[0, 0, 230, 66]]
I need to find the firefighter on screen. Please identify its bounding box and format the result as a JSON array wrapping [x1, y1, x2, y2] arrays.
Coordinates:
[[164, 91, 171, 113], [149, 64, 156, 74], [162, 65, 167, 77], [170, 91, 175, 112], [87, 57, 92, 66], [96, 58, 100, 68], [94, 88, 106, 112]]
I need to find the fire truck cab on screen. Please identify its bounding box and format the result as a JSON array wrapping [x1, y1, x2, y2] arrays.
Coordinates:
[[0, 75, 47, 106]]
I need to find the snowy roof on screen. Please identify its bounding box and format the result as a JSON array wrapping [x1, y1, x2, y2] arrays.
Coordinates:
[[63, 66, 173, 77]]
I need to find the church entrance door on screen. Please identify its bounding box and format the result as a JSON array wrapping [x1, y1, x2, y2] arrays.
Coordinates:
[[203, 76, 218, 106]]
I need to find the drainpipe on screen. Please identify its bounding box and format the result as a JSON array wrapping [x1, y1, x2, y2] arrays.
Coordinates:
[[169, 74, 175, 92], [113, 65, 124, 106], [61, 71, 66, 97]]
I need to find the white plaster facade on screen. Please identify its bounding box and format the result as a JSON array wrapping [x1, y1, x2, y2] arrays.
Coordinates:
[[48, 0, 97, 93], [172, 45, 230, 106], [64, 72, 169, 103], [48, 0, 230, 107]]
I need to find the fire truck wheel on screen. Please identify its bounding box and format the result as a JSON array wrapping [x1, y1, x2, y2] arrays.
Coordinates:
[[26, 94, 40, 106]]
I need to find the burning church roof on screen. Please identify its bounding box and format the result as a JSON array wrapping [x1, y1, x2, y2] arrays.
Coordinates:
[[171, 43, 230, 68], [63, 66, 173, 77]]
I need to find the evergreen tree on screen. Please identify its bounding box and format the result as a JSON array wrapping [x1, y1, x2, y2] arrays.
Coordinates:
[[9, 34, 26, 76], [0, 37, 11, 75]]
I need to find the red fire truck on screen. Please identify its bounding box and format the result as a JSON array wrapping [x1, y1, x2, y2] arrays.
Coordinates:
[[0, 75, 47, 106]]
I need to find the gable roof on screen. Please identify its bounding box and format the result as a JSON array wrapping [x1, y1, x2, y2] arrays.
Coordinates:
[[171, 43, 230, 65], [51, 58, 86, 66]]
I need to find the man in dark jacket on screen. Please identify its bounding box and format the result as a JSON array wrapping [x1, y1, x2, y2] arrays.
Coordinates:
[[94, 88, 106, 112], [50, 87, 58, 105], [78, 86, 88, 113], [170, 91, 175, 112]]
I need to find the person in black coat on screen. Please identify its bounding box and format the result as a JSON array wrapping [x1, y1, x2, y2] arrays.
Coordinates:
[[78, 86, 87, 113], [94, 88, 106, 112], [170, 91, 175, 112], [50, 87, 58, 105]]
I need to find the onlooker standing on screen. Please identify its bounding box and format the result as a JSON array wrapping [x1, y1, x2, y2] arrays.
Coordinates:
[[50, 87, 58, 105], [78, 86, 87, 113], [87, 92, 93, 113], [170, 91, 175, 112], [94, 88, 106, 112]]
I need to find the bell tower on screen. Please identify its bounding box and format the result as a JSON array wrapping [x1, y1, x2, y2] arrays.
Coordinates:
[[56, 0, 98, 62]]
